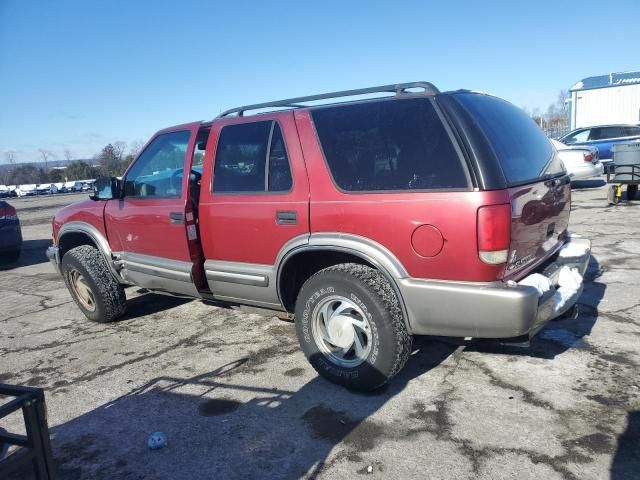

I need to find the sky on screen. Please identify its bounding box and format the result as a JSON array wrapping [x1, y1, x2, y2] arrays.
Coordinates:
[[1, 0, 639, 163]]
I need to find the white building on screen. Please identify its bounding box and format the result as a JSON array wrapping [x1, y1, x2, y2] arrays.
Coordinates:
[[569, 70, 640, 130]]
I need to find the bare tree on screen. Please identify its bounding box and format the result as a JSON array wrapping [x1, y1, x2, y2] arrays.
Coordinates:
[[38, 148, 52, 169], [129, 139, 144, 159], [63, 148, 74, 162], [4, 150, 16, 165], [113, 141, 127, 162]]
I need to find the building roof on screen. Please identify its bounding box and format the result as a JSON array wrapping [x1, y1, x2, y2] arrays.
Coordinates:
[[571, 70, 640, 91]]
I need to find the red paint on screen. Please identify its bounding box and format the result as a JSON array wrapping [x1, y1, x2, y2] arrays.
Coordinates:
[[198, 112, 310, 264], [411, 225, 444, 258], [104, 122, 201, 263], [54, 100, 571, 287]]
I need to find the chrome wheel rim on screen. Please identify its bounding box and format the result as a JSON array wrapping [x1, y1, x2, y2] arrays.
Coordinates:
[[68, 269, 96, 312], [311, 295, 372, 368]]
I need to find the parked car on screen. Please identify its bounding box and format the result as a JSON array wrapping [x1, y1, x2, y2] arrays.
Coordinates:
[[16, 184, 37, 197], [0, 186, 9, 198], [560, 124, 640, 164], [0, 200, 22, 263], [46, 82, 591, 391], [550, 139, 604, 181]]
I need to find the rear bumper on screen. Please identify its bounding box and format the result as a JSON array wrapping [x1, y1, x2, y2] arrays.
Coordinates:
[[399, 238, 591, 338], [46, 245, 61, 275]]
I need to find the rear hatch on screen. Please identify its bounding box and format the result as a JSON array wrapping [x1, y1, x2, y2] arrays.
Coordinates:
[[448, 92, 571, 280]]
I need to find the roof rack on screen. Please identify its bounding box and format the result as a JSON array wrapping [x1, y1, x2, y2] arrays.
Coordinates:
[[214, 81, 439, 120]]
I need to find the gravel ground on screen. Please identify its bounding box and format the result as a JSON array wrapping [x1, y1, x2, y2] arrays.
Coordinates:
[[1, 180, 639, 480]]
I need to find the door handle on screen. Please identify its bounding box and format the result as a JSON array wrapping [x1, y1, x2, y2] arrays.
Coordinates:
[[169, 212, 184, 224], [276, 211, 297, 225]]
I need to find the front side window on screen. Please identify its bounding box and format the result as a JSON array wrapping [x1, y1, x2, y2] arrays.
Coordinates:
[[124, 130, 191, 198], [311, 98, 467, 191], [563, 129, 590, 144], [213, 121, 292, 193]]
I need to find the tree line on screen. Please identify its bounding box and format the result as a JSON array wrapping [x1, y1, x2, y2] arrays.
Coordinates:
[[1, 140, 144, 185]]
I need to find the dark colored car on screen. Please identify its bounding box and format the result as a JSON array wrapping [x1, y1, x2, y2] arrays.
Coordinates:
[[47, 82, 591, 391], [560, 124, 640, 162], [0, 201, 22, 263]]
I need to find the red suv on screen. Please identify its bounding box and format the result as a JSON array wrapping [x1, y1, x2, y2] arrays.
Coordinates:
[[47, 82, 591, 391]]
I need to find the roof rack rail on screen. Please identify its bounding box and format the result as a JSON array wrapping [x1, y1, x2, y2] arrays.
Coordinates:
[[214, 81, 439, 120]]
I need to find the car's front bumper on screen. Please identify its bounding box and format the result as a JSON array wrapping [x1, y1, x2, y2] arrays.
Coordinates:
[[399, 238, 591, 338], [46, 245, 61, 275]]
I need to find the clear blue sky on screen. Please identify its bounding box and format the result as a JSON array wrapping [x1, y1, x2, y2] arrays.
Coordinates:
[[1, 0, 639, 163]]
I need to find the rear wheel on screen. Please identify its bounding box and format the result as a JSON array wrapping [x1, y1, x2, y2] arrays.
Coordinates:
[[627, 184, 638, 200], [294, 263, 412, 391], [61, 245, 126, 323]]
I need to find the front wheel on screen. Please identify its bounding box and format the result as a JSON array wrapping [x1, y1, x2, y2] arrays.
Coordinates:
[[294, 263, 412, 391], [61, 245, 126, 323]]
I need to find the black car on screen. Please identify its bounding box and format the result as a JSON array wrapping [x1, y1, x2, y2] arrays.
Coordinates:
[[0, 200, 22, 262]]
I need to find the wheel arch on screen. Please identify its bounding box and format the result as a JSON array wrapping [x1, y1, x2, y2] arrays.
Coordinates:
[[57, 221, 122, 281], [276, 237, 412, 332]]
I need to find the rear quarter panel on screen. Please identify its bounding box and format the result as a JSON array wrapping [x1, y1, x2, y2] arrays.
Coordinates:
[[294, 109, 509, 282]]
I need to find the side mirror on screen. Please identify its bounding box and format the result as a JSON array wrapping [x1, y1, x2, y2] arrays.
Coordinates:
[[90, 177, 121, 201]]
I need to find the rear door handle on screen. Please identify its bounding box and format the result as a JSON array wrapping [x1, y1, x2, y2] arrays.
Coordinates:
[[169, 212, 184, 224], [276, 211, 297, 225]]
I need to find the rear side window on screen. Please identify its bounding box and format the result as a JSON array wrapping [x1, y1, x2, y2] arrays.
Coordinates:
[[213, 121, 292, 193], [624, 126, 640, 136], [454, 93, 562, 184], [311, 99, 467, 192], [590, 127, 625, 140]]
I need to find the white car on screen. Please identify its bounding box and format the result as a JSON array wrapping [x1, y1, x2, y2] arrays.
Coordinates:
[[551, 139, 604, 181]]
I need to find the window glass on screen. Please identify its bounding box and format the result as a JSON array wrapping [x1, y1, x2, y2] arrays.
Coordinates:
[[590, 127, 625, 140], [563, 129, 589, 144], [454, 93, 563, 184], [268, 123, 293, 192], [124, 130, 191, 198], [213, 121, 271, 192], [311, 99, 467, 191], [624, 126, 640, 136]]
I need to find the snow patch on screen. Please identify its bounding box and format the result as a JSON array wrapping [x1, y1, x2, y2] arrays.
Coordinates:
[[553, 266, 583, 313], [519, 273, 553, 297], [558, 241, 589, 258]]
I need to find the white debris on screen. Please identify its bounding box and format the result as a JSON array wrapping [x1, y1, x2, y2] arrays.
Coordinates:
[[558, 241, 589, 258], [553, 267, 583, 313], [519, 273, 553, 297], [367, 466, 373, 474]]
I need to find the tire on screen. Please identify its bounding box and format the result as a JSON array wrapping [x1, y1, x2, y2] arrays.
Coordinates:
[[627, 184, 638, 200], [294, 263, 412, 391], [61, 245, 126, 323]]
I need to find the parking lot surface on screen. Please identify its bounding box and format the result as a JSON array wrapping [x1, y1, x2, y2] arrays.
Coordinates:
[[1, 182, 639, 479]]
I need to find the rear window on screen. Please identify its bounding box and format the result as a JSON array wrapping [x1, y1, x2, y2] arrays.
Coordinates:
[[311, 98, 468, 192], [454, 93, 563, 184]]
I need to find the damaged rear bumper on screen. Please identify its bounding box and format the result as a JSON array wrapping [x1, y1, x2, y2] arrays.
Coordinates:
[[399, 238, 591, 338]]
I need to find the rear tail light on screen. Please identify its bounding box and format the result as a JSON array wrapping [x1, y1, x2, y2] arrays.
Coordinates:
[[477, 204, 511, 264], [583, 153, 594, 163], [0, 204, 18, 220]]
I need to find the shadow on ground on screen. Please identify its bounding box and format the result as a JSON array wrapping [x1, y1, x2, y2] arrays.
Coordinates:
[[0, 239, 50, 270], [468, 254, 605, 360], [611, 410, 640, 480], [8, 338, 458, 479]]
